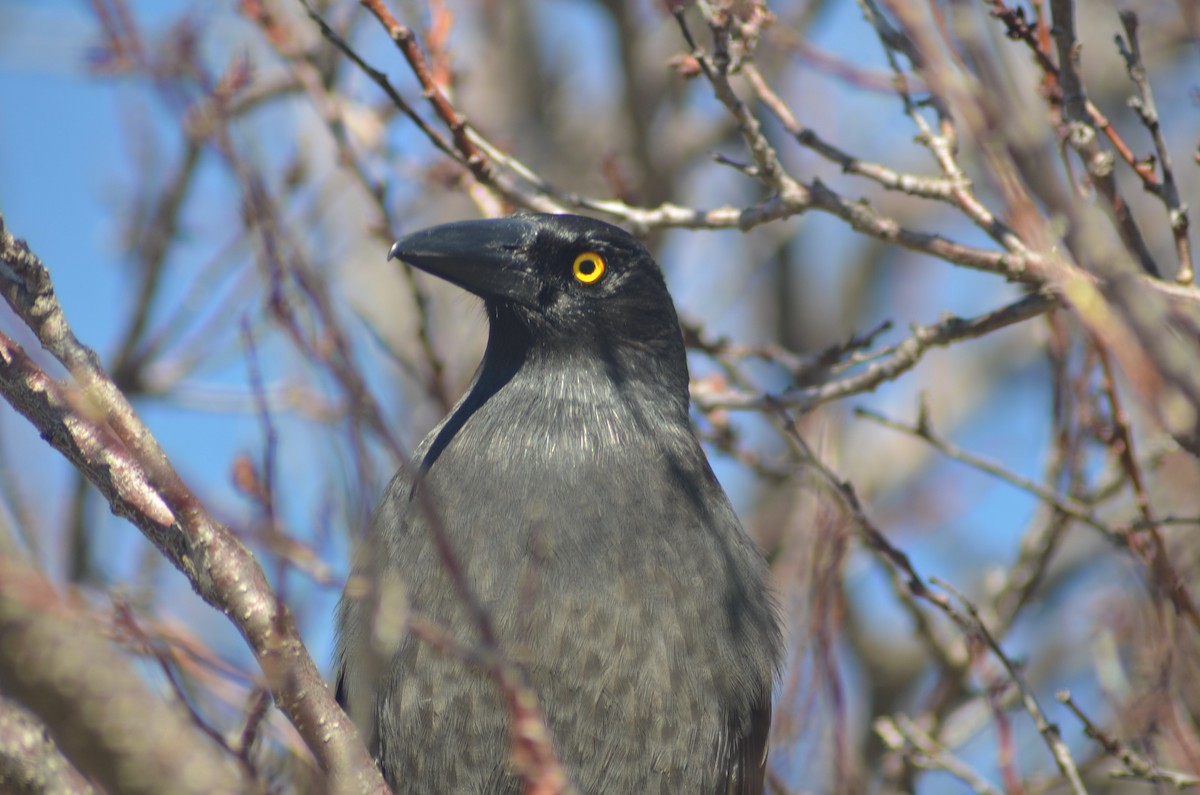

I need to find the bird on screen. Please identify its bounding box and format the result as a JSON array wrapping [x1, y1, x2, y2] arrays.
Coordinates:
[[334, 213, 781, 794]]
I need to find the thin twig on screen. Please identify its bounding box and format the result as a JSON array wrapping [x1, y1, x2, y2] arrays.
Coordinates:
[[876, 715, 1003, 795], [1115, 11, 1193, 284], [1048, 0, 1159, 277], [0, 214, 387, 794], [1058, 689, 1200, 788], [694, 292, 1056, 411], [854, 402, 1121, 543], [932, 578, 1088, 795]]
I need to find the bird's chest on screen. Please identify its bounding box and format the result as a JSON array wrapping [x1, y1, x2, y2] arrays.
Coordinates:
[[368, 390, 771, 792], [419, 413, 675, 576], [403, 395, 737, 677]]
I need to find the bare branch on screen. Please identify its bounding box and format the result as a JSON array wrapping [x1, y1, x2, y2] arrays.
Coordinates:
[[1115, 11, 1194, 284], [0, 693, 94, 795], [0, 560, 244, 795], [0, 213, 387, 794], [694, 292, 1055, 411]]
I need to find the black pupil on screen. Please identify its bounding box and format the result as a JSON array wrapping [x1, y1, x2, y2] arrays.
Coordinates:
[[579, 259, 596, 275]]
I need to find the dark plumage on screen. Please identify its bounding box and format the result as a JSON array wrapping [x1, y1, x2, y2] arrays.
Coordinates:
[[334, 213, 781, 793]]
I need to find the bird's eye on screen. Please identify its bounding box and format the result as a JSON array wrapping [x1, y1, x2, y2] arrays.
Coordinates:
[[572, 252, 606, 285]]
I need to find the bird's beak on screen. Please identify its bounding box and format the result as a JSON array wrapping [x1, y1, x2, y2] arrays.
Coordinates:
[[388, 217, 541, 308]]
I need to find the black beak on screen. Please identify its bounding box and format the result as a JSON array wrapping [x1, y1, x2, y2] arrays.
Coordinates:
[[388, 217, 541, 308]]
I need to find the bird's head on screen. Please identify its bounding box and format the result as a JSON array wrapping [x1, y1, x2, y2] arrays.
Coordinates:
[[389, 214, 690, 407]]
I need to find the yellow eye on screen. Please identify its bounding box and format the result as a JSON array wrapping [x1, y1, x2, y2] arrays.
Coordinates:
[[572, 252, 606, 284]]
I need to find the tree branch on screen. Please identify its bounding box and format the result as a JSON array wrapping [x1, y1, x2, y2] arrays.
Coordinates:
[[0, 213, 387, 794]]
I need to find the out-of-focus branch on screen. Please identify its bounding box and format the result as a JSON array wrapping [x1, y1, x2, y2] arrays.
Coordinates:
[[1048, 0, 1158, 278], [904, 0, 1200, 462], [985, 0, 1181, 245], [0, 693, 94, 795], [0, 213, 387, 794], [859, 396, 1200, 630], [671, 8, 804, 202], [934, 577, 1087, 795], [855, 403, 1121, 542], [1116, 11, 1193, 284], [776, 422, 1088, 793], [1095, 346, 1199, 625], [875, 714, 1002, 795], [0, 559, 244, 795], [744, 64, 958, 203], [357, 0, 493, 182], [307, 0, 1053, 288], [1058, 689, 1200, 788], [247, 1, 452, 410], [693, 292, 1055, 412]]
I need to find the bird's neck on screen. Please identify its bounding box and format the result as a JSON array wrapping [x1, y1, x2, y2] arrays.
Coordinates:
[[481, 318, 691, 425], [417, 320, 692, 473]]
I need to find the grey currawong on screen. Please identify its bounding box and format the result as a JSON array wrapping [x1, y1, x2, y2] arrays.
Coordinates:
[[334, 213, 782, 794]]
